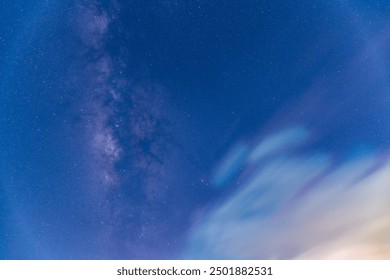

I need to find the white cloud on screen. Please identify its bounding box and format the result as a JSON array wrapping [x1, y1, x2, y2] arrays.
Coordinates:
[[184, 126, 390, 259], [248, 126, 308, 163]]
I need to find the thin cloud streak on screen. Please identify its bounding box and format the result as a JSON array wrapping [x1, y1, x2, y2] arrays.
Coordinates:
[[184, 126, 390, 259]]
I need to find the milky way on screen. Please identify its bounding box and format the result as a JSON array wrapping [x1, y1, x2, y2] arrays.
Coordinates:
[[1, 0, 390, 259]]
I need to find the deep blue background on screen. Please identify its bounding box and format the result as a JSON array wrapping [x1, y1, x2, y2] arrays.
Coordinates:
[[1, 0, 390, 259]]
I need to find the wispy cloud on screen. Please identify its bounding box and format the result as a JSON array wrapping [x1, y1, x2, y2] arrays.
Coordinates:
[[184, 126, 390, 259], [183, 21, 390, 259]]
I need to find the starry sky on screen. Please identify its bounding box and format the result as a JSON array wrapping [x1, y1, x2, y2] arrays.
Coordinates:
[[1, 0, 390, 259]]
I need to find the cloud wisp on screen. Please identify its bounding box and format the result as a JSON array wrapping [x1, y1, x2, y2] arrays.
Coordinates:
[[184, 126, 390, 259]]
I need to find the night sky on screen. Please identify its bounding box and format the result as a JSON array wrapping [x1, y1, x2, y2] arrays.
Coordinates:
[[1, 0, 390, 259]]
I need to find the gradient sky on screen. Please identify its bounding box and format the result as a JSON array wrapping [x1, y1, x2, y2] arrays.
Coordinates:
[[1, 0, 390, 259]]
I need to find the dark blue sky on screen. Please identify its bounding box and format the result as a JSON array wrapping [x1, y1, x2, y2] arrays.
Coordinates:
[[1, 0, 390, 259]]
